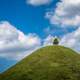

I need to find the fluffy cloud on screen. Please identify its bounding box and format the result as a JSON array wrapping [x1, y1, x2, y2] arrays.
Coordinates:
[[46, 0, 80, 27], [27, 0, 52, 6], [43, 29, 80, 53], [60, 27, 80, 52], [45, 0, 80, 52], [43, 35, 53, 46], [0, 21, 41, 60]]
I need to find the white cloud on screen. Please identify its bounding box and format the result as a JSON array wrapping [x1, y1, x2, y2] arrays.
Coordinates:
[[60, 27, 80, 52], [43, 27, 80, 52], [43, 35, 53, 46], [27, 0, 52, 6], [46, 0, 80, 27], [0, 21, 41, 60]]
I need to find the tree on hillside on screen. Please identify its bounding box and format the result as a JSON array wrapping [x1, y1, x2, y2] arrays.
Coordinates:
[[53, 37, 59, 45]]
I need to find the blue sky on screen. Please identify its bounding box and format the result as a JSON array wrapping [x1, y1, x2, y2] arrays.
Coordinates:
[[0, 0, 80, 73], [0, 0, 75, 38], [0, 0, 61, 38]]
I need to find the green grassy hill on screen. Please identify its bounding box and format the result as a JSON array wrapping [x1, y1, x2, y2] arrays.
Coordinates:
[[0, 46, 80, 80]]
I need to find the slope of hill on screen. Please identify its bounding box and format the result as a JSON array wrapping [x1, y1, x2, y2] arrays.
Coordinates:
[[0, 46, 80, 80]]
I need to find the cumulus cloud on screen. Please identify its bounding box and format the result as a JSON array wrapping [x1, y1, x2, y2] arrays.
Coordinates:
[[43, 35, 53, 46], [60, 27, 80, 52], [0, 21, 41, 60], [46, 0, 80, 27], [27, 0, 52, 6], [43, 28, 80, 52]]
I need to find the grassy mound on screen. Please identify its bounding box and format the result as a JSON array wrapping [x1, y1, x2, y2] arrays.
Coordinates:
[[0, 46, 80, 80]]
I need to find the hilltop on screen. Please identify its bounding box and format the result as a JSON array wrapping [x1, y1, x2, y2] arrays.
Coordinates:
[[0, 46, 80, 80]]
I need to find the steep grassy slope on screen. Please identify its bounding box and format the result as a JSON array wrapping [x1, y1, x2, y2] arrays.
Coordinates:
[[0, 46, 80, 80]]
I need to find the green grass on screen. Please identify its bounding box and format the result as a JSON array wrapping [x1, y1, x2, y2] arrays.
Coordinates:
[[0, 46, 80, 80]]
